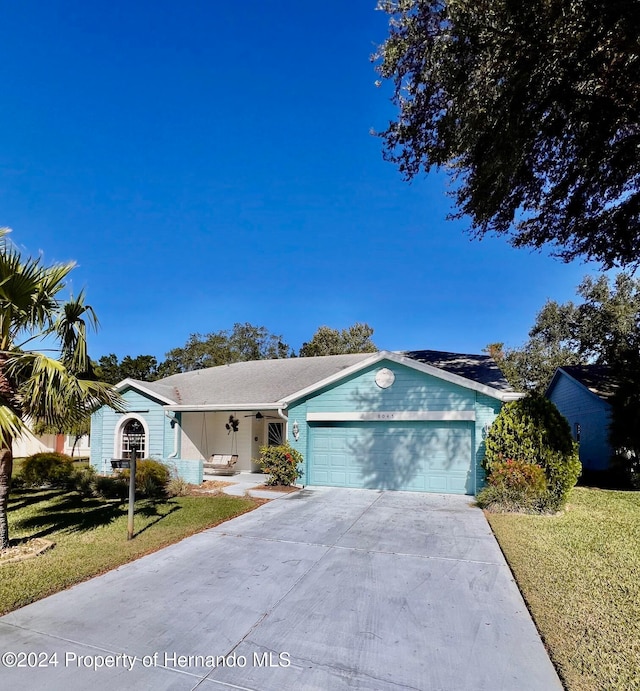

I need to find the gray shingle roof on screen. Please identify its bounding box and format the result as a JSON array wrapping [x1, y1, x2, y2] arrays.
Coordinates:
[[127, 349, 515, 407], [132, 353, 371, 406], [559, 364, 618, 401], [399, 350, 514, 392]]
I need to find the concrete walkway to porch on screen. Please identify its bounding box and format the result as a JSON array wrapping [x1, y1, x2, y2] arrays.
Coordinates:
[[214, 471, 301, 500]]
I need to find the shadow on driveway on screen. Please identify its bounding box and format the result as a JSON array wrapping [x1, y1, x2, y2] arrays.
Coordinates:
[[0, 487, 561, 690]]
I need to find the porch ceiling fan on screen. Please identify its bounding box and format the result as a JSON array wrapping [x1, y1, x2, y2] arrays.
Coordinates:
[[243, 412, 281, 420]]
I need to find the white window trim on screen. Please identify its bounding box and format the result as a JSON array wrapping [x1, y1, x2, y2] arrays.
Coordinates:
[[114, 414, 150, 459]]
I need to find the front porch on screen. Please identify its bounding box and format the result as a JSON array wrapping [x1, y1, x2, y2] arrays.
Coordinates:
[[179, 410, 287, 474]]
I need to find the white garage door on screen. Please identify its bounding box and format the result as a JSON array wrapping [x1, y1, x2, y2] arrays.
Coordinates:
[[308, 421, 474, 494]]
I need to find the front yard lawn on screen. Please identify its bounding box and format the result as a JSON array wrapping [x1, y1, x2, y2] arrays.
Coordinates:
[[1, 487, 260, 615], [487, 487, 640, 691]]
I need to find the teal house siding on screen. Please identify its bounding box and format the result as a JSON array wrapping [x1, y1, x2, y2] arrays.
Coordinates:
[[171, 458, 202, 485], [90, 388, 167, 473], [90, 391, 202, 482], [474, 393, 502, 491], [302, 362, 475, 414], [89, 407, 104, 470], [288, 359, 505, 495], [547, 372, 611, 471], [287, 398, 310, 481]]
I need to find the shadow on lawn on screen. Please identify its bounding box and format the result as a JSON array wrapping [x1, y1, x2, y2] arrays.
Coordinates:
[[8, 488, 63, 513], [11, 490, 182, 540], [133, 502, 181, 538]]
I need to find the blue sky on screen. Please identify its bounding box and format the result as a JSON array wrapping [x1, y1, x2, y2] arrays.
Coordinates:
[[0, 1, 601, 361]]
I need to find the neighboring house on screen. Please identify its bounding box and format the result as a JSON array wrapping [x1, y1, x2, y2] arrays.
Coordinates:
[[546, 365, 617, 471], [90, 350, 520, 495], [13, 429, 90, 458]]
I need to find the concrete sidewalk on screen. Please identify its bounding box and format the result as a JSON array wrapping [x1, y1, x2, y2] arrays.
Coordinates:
[[0, 488, 562, 690]]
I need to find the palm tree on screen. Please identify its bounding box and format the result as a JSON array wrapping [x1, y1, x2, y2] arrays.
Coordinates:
[[0, 228, 123, 549]]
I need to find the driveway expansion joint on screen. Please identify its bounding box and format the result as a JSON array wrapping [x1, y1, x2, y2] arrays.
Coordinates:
[[217, 530, 505, 567]]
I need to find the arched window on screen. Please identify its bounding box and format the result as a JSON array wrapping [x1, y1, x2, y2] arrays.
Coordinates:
[[120, 418, 147, 459]]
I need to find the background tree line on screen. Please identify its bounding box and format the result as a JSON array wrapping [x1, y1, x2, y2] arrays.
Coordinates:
[[486, 273, 640, 394], [95, 321, 378, 384]]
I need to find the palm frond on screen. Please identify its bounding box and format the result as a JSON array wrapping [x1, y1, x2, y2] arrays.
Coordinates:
[[0, 236, 75, 349], [7, 353, 125, 430], [55, 291, 99, 374], [0, 405, 25, 448]]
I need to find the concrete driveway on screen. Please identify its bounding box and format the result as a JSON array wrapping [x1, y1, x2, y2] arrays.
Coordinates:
[[0, 488, 562, 690]]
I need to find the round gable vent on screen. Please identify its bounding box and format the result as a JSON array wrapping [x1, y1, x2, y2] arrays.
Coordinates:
[[375, 367, 395, 389]]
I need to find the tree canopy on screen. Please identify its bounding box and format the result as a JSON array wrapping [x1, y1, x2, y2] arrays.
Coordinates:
[[299, 323, 378, 357], [96, 354, 160, 384], [489, 273, 640, 392], [157, 322, 293, 376], [101, 322, 380, 377], [374, 0, 640, 267], [488, 273, 640, 484]]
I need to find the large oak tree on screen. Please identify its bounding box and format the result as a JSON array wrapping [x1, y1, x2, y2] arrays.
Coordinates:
[[375, 0, 640, 267]]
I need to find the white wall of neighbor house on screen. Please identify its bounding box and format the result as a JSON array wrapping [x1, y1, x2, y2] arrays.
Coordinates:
[[13, 430, 91, 458], [180, 411, 274, 471], [12, 430, 54, 457]]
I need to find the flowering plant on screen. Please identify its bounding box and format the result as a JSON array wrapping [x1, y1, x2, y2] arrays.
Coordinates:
[[488, 458, 548, 494], [256, 443, 303, 486], [477, 458, 550, 512]]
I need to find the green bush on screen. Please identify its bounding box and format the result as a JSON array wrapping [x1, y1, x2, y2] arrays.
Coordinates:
[[20, 452, 75, 487], [477, 459, 549, 512], [119, 459, 171, 498], [484, 394, 581, 510], [92, 474, 128, 500], [69, 465, 97, 497], [256, 443, 303, 486]]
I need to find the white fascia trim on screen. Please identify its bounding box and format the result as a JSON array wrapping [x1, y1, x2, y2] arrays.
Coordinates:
[[164, 403, 283, 412], [501, 392, 526, 401], [280, 350, 522, 404], [115, 378, 177, 405], [545, 370, 561, 398], [307, 411, 476, 422]]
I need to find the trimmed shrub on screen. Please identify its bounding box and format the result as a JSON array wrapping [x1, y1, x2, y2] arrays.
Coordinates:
[[119, 459, 171, 498], [20, 452, 75, 487], [477, 459, 549, 512], [70, 465, 97, 497], [256, 443, 303, 486], [484, 394, 581, 510], [92, 474, 128, 500]]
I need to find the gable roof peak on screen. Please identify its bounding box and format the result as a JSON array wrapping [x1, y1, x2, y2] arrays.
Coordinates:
[[555, 364, 618, 401]]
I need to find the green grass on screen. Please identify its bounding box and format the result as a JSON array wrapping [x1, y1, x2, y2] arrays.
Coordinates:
[[487, 487, 640, 691], [1, 486, 259, 615]]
